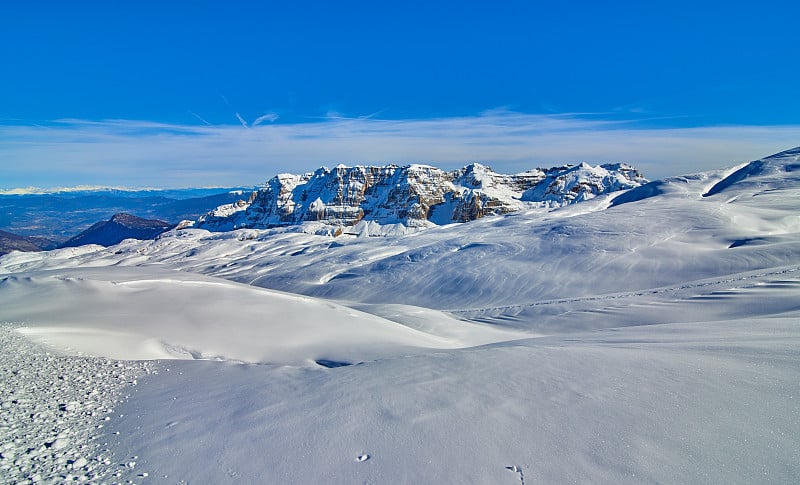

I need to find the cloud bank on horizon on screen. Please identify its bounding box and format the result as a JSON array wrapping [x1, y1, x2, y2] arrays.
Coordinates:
[[2, 112, 799, 189]]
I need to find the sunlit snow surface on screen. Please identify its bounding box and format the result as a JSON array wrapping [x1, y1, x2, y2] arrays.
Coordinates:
[[1, 148, 799, 483]]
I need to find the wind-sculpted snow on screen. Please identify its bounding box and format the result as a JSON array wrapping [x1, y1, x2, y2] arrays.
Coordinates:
[[0, 268, 523, 366], [1, 147, 799, 483], [195, 162, 646, 232], [703, 146, 800, 197]]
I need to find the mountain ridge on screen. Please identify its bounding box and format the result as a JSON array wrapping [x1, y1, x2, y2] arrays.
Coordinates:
[[196, 161, 646, 232], [59, 213, 173, 248], [0, 230, 57, 256]]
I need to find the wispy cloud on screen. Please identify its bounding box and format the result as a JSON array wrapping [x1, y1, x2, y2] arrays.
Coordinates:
[[1, 112, 798, 188], [252, 112, 279, 126]]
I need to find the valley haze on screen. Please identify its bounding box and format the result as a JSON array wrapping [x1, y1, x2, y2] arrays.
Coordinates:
[[0, 147, 798, 483]]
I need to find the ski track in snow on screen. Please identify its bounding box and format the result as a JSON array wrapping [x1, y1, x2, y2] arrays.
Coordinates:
[[0, 324, 154, 485]]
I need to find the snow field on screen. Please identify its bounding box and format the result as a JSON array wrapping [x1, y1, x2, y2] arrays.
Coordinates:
[[106, 314, 800, 484], [0, 324, 153, 484]]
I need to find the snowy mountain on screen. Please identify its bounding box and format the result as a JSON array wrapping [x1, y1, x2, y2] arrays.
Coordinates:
[[195, 162, 646, 232], [59, 213, 173, 248], [0, 147, 798, 484]]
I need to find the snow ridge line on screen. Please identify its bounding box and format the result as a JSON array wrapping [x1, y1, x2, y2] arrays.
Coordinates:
[[447, 266, 800, 316]]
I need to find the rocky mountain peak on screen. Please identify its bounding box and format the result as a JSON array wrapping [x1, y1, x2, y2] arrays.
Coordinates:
[[196, 162, 647, 233]]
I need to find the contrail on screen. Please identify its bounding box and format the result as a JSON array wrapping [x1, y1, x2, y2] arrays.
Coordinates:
[[188, 111, 212, 126], [219, 93, 250, 128]]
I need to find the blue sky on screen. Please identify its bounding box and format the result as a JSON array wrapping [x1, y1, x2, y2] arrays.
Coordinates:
[[2, 0, 799, 188]]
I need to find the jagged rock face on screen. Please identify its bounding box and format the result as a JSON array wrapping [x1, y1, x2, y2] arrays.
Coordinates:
[[196, 162, 647, 231]]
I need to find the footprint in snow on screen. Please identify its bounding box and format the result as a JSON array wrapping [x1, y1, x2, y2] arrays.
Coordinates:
[[505, 465, 525, 484]]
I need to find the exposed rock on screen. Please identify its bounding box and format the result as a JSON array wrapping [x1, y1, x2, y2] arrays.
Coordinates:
[[196, 162, 646, 231]]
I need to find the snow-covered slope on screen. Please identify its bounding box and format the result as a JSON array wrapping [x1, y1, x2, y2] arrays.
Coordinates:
[[0, 267, 521, 365], [0, 147, 798, 483], [195, 162, 646, 232]]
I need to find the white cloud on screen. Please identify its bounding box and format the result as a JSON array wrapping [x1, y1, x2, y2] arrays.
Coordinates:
[[1, 112, 798, 189], [252, 112, 279, 126]]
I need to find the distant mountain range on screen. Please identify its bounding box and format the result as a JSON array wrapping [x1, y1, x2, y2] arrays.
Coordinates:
[[0, 187, 252, 243]]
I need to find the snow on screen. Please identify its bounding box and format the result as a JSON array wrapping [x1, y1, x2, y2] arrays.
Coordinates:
[[0, 324, 153, 484], [105, 316, 799, 484], [205, 200, 249, 218], [520, 162, 642, 205], [1, 147, 799, 483], [0, 267, 520, 365]]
